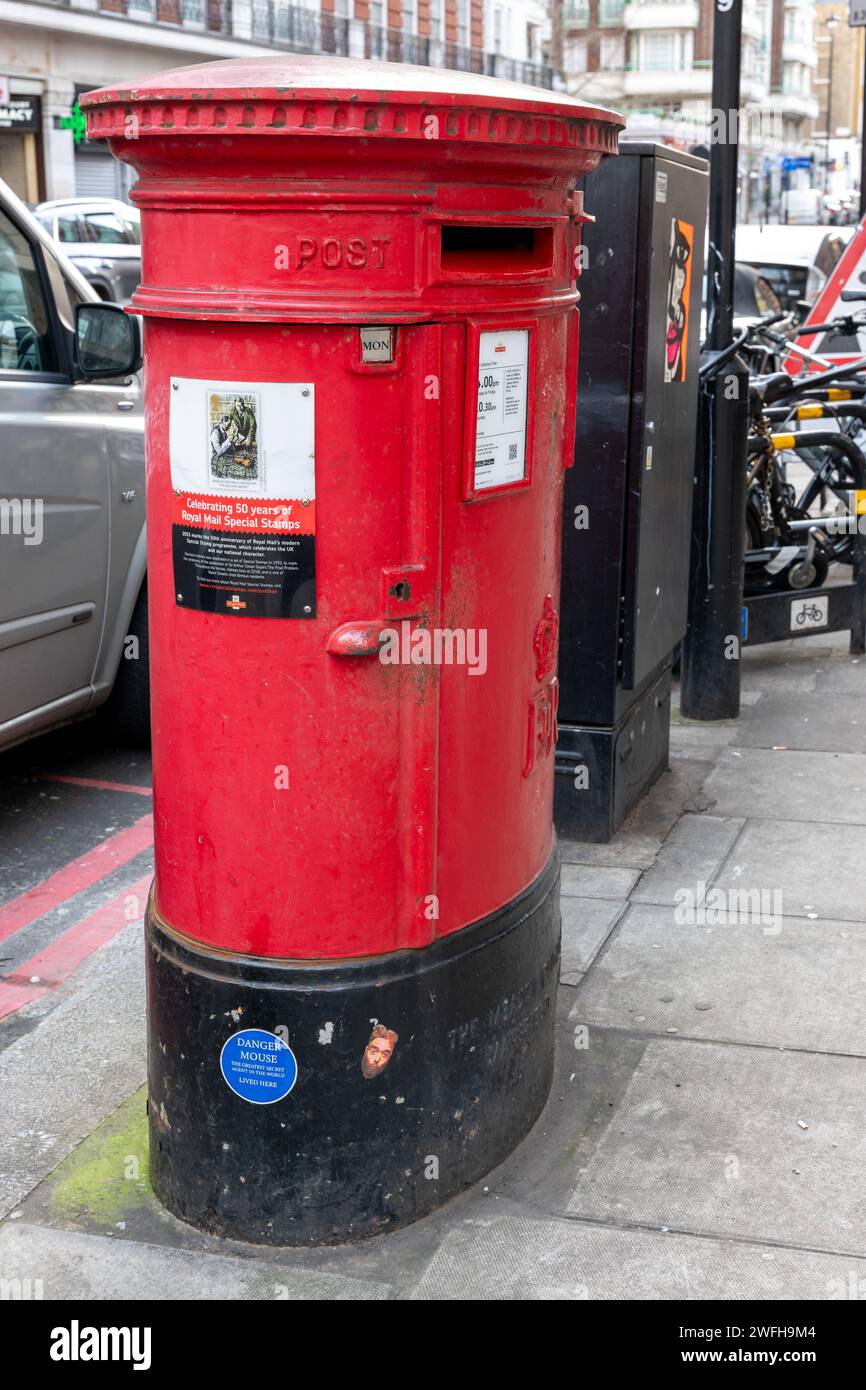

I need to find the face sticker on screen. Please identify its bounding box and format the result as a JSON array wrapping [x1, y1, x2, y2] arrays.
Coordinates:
[[361, 1024, 398, 1079]]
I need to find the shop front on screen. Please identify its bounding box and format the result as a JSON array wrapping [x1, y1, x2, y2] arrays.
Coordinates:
[[0, 88, 41, 203]]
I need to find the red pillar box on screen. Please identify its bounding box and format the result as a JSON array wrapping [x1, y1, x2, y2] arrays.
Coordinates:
[[82, 58, 622, 1245]]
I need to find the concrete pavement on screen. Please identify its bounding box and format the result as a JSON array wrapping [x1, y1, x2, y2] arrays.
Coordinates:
[[2, 633, 866, 1299]]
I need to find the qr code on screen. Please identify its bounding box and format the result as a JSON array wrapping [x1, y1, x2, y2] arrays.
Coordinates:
[[508, 443, 518, 461]]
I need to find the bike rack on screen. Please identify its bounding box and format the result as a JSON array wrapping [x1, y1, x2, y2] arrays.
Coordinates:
[[742, 428, 866, 655]]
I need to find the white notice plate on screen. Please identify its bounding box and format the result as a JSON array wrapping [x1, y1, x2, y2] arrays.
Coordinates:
[[474, 329, 529, 492]]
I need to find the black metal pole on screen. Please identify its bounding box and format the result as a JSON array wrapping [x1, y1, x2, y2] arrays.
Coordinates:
[[705, 0, 741, 355], [680, 0, 748, 720]]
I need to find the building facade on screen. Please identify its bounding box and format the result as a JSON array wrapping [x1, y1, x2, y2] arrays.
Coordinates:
[[554, 0, 827, 219], [0, 0, 553, 204], [814, 1, 865, 194]]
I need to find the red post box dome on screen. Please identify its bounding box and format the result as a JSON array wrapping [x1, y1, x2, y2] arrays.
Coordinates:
[[84, 56, 622, 323]]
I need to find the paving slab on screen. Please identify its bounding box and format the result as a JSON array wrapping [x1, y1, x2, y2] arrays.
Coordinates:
[[713, 817, 866, 925], [669, 725, 743, 760], [744, 635, 844, 664], [561, 864, 640, 899], [559, 835, 664, 871], [565, 1039, 866, 1255], [732, 692, 866, 753], [0, 923, 146, 1219], [631, 814, 745, 906], [703, 748, 866, 824], [560, 897, 625, 984], [571, 902, 866, 1054], [0, 1223, 394, 1300], [813, 656, 866, 695], [742, 662, 822, 695], [409, 1211, 866, 1301]]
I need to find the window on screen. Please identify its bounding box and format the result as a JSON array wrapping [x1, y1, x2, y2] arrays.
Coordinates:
[[563, 0, 590, 24], [782, 61, 809, 95], [0, 210, 56, 372], [43, 249, 86, 335], [57, 214, 82, 244], [493, 6, 505, 55], [563, 37, 589, 73], [600, 35, 625, 68], [457, 0, 470, 47], [599, 0, 624, 22], [81, 210, 140, 246], [642, 33, 675, 70], [181, 0, 205, 29], [641, 30, 689, 71]]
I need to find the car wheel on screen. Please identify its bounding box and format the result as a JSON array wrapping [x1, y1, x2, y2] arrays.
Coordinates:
[[109, 585, 151, 746]]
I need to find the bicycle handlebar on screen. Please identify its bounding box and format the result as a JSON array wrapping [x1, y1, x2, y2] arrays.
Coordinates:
[[699, 324, 752, 383]]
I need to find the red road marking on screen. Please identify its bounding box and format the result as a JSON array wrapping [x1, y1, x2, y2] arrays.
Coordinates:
[[39, 775, 153, 796], [0, 873, 152, 1021], [0, 814, 153, 945]]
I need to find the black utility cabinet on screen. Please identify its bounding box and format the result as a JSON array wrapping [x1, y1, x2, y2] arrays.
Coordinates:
[[556, 144, 708, 842]]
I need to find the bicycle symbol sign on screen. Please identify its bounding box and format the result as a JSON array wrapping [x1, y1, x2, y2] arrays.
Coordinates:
[[790, 595, 829, 632]]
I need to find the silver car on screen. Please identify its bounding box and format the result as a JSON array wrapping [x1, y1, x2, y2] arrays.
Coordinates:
[[34, 198, 142, 305], [0, 178, 149, 750]]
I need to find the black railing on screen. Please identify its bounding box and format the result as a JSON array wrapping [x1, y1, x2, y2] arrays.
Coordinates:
[[444, 40, 485, 75], [85, 0, 233, 34], [250, 4, 350, 55], [50, 1, 555, 90], [365, 25, 430, 67], [485, 55, 555, 88]]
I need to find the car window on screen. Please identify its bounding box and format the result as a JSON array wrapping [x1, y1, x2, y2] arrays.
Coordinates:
[[0, 209, 56, 372], [57, 215, 81, 243], [83, 211, 138, 246], [42, 248, 85, 334]]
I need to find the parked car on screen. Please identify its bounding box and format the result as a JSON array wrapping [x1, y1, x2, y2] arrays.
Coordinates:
[[779, 186, 824, 226], [0, 178, 149, 750], [33, 198, 141, 304], [735, 223, 854, 318]]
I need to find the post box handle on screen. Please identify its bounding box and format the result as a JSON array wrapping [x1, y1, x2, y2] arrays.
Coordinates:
[[326, 621, 385, 657]]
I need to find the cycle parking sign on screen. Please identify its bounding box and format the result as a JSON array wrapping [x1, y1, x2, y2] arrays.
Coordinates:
[[790, 595, 829, 632]]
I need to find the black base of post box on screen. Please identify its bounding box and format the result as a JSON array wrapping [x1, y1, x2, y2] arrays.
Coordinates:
[[554, 668, 672, 843], [145, 854, 561, 1246]]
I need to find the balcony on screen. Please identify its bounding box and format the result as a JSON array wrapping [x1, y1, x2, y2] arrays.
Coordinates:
[[763, 88, 820, 121], [623, 3, 699, 31], [622, 63, 710, 98], [35, 0, 554, 88], [782, 38, 818, 68]]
